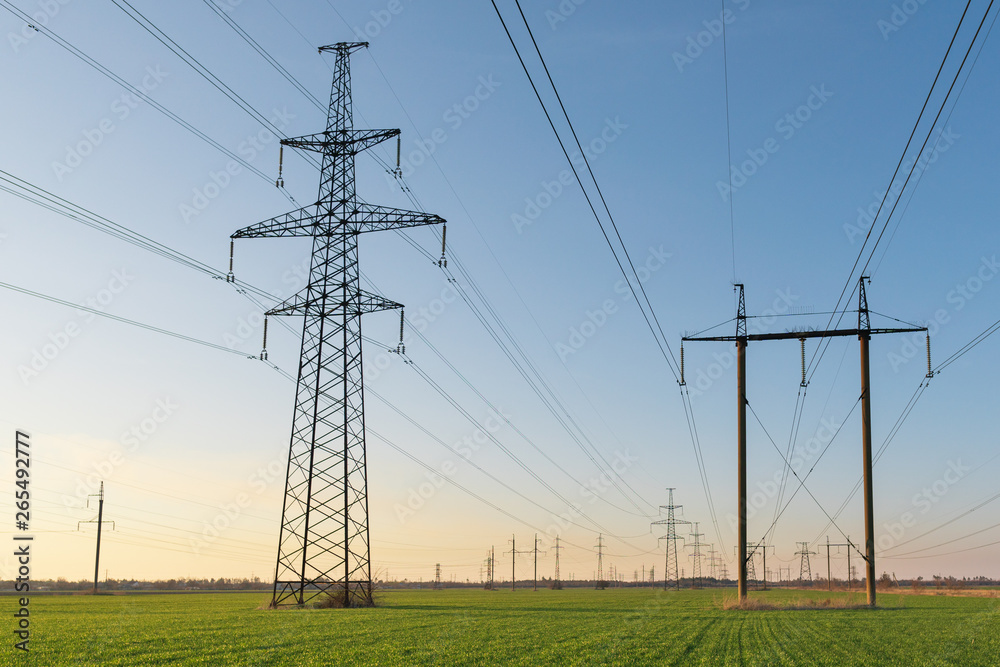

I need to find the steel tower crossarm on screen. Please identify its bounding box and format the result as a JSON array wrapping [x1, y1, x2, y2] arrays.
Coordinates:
[[281, 129, 400, 155], [266, 289, 402, 318], [231, 203, 444, 239]]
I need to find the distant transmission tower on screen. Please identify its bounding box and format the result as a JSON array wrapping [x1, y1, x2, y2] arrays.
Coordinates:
[[651, 488, 689, 590], [706, 544, 718, 581], [595, 534, 606, 589], [231, 42, 445, 608], [688, 523, 705, 589], [434, 564, 442, 590], [796, 542, 816, 583], [552, 536, 563, 590]]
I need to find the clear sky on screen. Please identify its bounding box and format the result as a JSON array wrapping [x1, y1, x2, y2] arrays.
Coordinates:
[[1, 0, 998, 585]]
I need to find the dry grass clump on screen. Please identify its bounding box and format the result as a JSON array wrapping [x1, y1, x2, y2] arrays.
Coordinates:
[[721, 594, 872, 610]]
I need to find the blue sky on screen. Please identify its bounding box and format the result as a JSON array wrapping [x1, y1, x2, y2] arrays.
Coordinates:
[[1, 0, 998, 584]]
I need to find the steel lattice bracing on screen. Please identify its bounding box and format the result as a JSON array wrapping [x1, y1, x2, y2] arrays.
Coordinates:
[[232, 42, 444, 608], [652, 488, 688, 590]]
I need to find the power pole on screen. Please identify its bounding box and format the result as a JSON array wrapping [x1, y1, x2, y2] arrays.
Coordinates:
[[434, 564, 441, 590], [706, 545, 718, 582], [532, 534, 546, 591], [78, 481, 114, 595], [823, 536, 853, 590], [651, 488, 689, 590], [595, 534, 606, 589], [683, 278, 925, 606], [484, 547, 497, 590], [506, 535, 529, 591], [688, 523, 705, 589], [796, 542, 816, 584], [552, 536, 563, 590], [231, 42, 445, 608], [743, 545, 756, 588]]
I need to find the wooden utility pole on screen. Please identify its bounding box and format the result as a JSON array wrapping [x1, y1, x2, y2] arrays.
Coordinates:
[[78, 482, 114, 595], [683, 279, 926, 606]]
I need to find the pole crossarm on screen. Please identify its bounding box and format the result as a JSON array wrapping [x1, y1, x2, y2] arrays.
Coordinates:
[[682, 280, 924, 606], [266, 288, 402, 318], [232, 203, 444, 239], [684, 327, 926, 343], [281, 129, 400, 155]]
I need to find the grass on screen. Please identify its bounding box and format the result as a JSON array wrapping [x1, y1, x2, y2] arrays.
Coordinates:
[[2, 587, 998, 665]]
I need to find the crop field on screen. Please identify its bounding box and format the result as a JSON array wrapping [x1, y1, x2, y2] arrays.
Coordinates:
[[3, 588, 998, 665]]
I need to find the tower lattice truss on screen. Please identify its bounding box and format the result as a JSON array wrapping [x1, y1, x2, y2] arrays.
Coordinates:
[[232, 42, 444, 607]]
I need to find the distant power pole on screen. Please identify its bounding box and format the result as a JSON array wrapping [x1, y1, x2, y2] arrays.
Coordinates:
[[688, 523, 705, 589], [532, 534, 546, 591], [706, 545, 718, 581], [434, 564, 442, 590], [651, 488, 689, 590], [595, 534, 606, 589], [796, 542, 817, 584], [552, 536, 563, 590], [78, 481, 114, 595], [506, 535, 529, 591]]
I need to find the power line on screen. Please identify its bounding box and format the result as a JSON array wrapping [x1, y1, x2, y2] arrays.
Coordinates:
[[0, 280, 249, 358], [0, 1, 276, 184], [491, 0, 725, 553]]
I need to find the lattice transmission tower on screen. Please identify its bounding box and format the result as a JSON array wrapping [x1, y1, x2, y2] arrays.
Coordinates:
[[796, 542, 816, 584], [651, 487, 689, 590], [231, 42, 444, 607]]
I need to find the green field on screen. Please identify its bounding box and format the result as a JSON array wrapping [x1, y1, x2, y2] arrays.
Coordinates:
[[3, 588, 998, 665]]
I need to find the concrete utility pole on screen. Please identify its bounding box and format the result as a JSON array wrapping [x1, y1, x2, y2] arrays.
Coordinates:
[[506, 535, 529, 591], [532, 534, 546, 591], [824, 536, 853, 590], [78, 482, 114, 595], [683, 279, 926, 606]]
